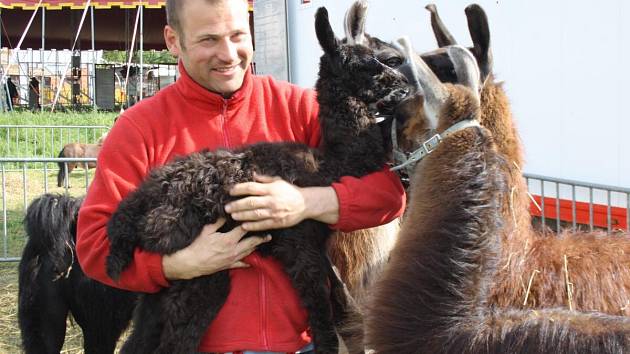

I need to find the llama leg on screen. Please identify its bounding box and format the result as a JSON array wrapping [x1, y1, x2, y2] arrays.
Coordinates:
[[106, 195, 152, 279], [328, 263, 365, 354], [271, 228, 339, 354], [120, 295, 165, 354], [153, 274, 231, 354]]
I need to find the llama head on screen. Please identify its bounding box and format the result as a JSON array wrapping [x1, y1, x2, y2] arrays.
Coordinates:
[[394, 39, 482, 149], [314, 6, 409, 124], [340, 1, 492, 86], [422, 3, 493, 84]]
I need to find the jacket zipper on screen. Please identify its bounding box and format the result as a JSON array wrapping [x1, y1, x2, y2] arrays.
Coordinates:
[[220, 99, 230, 148], [251, 253, 270, 349], [221, 98, 269, 349]]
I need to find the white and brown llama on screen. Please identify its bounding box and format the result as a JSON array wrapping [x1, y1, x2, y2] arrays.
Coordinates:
[[366, 39, 630, 354]]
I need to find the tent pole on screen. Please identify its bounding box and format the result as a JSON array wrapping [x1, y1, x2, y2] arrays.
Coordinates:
[[0, 0, 44, 85], [91, 5, 96, 110], [51, 0, 92, 112], [41, 6, 45, 112], [139, 5, 144, 101], [121, 6, 141, 113]]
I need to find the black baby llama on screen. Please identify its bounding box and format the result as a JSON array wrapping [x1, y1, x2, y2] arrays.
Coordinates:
[[366, 41, 630, 353], [18, 193, 136, 354], [105, 7, 408, 354]]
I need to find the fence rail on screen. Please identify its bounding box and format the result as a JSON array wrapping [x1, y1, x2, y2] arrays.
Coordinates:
[[0, 124, 109, 161], [0, 162, 628, 262], [524, 173, 630, 233], [1, 157, 96, 262]]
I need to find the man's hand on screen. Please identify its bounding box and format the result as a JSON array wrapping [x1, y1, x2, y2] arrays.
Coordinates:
[[225, 173, 340, 231], [162, 218, 271, 280]]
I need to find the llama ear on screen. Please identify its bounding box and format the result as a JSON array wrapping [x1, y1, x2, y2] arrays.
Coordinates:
[[465, 4, 493, 83], [315, 7, 340, 56], [425, 4, 457, 47], [448, 45, 481, 102], [344, 0, 368, 45], [396, 36, 447, 130]]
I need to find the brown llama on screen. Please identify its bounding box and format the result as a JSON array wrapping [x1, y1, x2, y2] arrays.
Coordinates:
[[416, 3, 630, 316], [366, 40, 630, 354]]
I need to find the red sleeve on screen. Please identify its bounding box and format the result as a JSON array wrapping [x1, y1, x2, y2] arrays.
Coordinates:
[[293, 86, 406, 232], [330, 167, 406, 232], [76, 116, 169, 293]]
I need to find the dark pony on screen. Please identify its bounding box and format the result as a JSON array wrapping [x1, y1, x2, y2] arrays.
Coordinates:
[[18, 193, 137, 354], [367, 39, 630, 353], [105, 7, 408, 354], [57, 142, 102, 188]]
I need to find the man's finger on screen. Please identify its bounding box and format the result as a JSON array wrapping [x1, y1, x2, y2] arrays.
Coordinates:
[[229, 261, 251, 269], [201, 217, 227, 235], [253, 173, 281, 183], [225, 196, 270, 213], [242, 219, 283, 232], [229, 181, 268, 196], [235, 235, 272, 258], [231, 208, 272, 221], [224, 225, 248, 241]]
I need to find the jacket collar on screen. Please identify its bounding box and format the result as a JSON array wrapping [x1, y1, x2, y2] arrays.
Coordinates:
[[174, 60, 253, 110]]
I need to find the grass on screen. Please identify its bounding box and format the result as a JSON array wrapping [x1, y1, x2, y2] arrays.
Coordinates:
[[0, 111, 117, 161], [0, 111, 119, 353]]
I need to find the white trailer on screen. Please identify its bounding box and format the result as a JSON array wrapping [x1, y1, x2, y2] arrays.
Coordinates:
[[255, 0, 629, 189], [253, 0, 630, 231]]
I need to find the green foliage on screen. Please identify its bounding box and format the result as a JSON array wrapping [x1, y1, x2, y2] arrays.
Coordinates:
[[102, 49, 176, 64]]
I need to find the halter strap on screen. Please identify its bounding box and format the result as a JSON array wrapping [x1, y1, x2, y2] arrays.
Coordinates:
[[390, 119, 481, 172]]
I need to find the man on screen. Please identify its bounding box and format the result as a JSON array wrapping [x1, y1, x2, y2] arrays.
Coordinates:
[[5, 77, 18, 110], [28, 77, 40, 111], [76, 0, 405, 353]]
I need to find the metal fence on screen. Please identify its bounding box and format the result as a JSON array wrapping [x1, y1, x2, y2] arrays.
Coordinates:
[[525, 173, 630, 234], [0, 157, 96, 262], [0, 124, 109, 160], [0, 164, 628, 262]]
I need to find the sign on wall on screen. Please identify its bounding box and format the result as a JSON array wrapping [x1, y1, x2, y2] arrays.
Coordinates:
[[253, 0, 290, 81]]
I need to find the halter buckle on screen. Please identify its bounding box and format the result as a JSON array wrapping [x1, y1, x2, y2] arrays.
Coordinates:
[[422, 134, 442, 154]]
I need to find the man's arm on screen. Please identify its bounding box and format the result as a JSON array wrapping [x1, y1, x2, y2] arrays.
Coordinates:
[[225, 167, 405, 232], [77, 117, 272, 290]]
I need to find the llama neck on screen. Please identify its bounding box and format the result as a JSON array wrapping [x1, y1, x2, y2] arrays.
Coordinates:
[[317, 96, 388, 179], [412, 128, 505, 315], [376, 128, 505, 342]]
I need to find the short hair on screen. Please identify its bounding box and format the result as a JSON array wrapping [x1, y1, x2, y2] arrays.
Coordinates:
[[165, 0, 184, 35], [166, 0, 248, 37]]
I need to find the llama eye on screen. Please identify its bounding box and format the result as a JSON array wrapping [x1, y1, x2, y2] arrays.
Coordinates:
[[383, 57, 403, 68]]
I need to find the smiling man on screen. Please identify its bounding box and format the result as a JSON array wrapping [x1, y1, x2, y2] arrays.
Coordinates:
[[76, 0, 405, 353]]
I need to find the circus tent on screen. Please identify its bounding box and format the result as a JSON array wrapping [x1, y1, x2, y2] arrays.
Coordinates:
[[0, 1, 254, 50], [0, 1, 254, 111]]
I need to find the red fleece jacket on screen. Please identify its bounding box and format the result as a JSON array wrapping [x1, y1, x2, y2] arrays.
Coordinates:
[[76, 64, 405, 352]]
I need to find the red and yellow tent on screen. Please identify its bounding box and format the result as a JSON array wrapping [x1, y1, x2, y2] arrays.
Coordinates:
[[0, 1, 254, 50]]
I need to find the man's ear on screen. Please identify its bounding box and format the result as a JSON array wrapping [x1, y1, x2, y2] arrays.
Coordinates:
[[164, 25, 181, 57]]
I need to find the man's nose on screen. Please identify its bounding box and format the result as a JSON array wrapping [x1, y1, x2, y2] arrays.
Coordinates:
[[216, 38, 238, 63]]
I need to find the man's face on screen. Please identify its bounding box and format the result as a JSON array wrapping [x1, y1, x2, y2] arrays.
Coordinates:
[[165, 0, 253, 97]]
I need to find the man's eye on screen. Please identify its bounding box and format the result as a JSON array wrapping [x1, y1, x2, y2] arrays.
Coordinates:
[[384, 57, 403, 67]]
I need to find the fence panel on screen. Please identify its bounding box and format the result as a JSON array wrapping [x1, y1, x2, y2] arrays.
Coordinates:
[[1, 167, 628, 262], [0, 125, 109, 160], [0, 158, 96, 262], [525, 173, 630, 234]]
